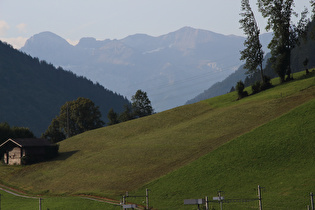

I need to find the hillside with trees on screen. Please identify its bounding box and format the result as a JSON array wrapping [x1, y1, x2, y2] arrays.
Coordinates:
[[0, 122, 35, 144], [186, 54, 272, 105], [1, 1, 315, 209], [42, 97, 105, 143], [0, 70, 314, 209], [0, 41, 130, 136], [187, 3, 315, 105]]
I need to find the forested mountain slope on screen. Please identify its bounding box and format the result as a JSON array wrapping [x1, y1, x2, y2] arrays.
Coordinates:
[[0, 41, 130, 136]]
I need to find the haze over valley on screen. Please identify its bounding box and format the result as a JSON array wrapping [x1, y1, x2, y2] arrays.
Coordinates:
[[21, 27, 272, 111]]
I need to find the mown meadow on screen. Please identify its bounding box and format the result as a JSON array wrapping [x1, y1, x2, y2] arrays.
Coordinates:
[[0, 71, 314, 209], [133, 90, 315, 209], [0, 189, 119, 210]]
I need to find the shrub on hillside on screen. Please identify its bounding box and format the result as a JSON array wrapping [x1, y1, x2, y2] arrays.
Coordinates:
[[251, 76, 272, 95], [251, 81, 261, 94], [229, 86, 236, 93], [236, 80, 248, 99], [261, 76, 272, 91]]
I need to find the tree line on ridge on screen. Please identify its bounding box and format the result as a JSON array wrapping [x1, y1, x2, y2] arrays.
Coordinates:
[[236, 0, 315, 99]]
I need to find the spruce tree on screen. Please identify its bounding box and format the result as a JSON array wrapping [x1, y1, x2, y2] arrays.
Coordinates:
[[131, 90, 154, 118], [107, 108, 119, 126]]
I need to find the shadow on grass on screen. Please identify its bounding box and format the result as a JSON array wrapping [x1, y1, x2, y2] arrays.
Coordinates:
[[54, 150, 79, 161]]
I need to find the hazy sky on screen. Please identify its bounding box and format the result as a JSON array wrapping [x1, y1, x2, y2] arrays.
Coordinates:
[[0, 0, 312, 48]]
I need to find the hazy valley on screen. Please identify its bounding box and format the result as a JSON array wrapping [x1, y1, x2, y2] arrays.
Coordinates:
[[21, 27, 272, 112]]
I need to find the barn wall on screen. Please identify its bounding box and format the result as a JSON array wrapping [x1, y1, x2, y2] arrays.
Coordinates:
[[8, 147, 22, 165], [4, 153, 8, 164]]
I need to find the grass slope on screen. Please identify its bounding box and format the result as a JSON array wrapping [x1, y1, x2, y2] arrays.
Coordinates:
[[0, 189, 118, 210], [132, 96, 315, 209], [0, 72, 314, 208]]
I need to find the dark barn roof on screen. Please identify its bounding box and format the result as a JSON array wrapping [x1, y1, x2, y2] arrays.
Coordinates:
[[0, 138, 52, 148]]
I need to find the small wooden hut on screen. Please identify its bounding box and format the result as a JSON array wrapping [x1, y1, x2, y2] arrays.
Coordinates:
[[0, 138, 58, 165]]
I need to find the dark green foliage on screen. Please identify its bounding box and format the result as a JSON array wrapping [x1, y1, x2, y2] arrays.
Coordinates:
[[41, 119, 66, 143], [59, 97, 104, 136], [286, 7, 309, 79], [11, 127, 35, 139], [43, 97, 104, 141], [119, 104, 134, 122], [236, 80, 248, 99], [271, 49, 290, 82], [251, 76, 272, 94], [291, 20, 315, 73], [0, 122, 35, 144], [261, 75, 272, 90], [257, 0, 294, 82], [251, 81, 261, 94], [107, 108, 119, 126], [0, 41, 130, 136], [107, 93, 152, 125], [258, 0, 310, 82], [131, 90, 154, 118]]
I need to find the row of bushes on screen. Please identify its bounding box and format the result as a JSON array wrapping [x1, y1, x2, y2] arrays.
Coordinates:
[[236, 76, 272, 100]]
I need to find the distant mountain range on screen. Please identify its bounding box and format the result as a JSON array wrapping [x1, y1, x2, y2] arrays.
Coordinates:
[[21, 27, 272, 111], [0, 41, 130, 136]]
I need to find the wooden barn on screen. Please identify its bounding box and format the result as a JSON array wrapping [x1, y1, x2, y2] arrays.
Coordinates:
[[0, 138, 58, 165]]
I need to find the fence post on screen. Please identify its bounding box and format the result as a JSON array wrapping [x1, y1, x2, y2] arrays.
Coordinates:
[[205, 196, 209, 210], [0, 193, 1, 210], [122, 195, 126, 210], [218, 191, 223, 210], [258, 185, 262, 210], [310, 192, 314, 210], [39, 198, 41, 210], [146, 188, 149, 210]]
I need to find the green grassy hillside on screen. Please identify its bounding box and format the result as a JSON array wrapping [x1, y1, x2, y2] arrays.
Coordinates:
[[133, 91, 315, 209], [0, 189, 118, 210], [0, 72, 314, 209]]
